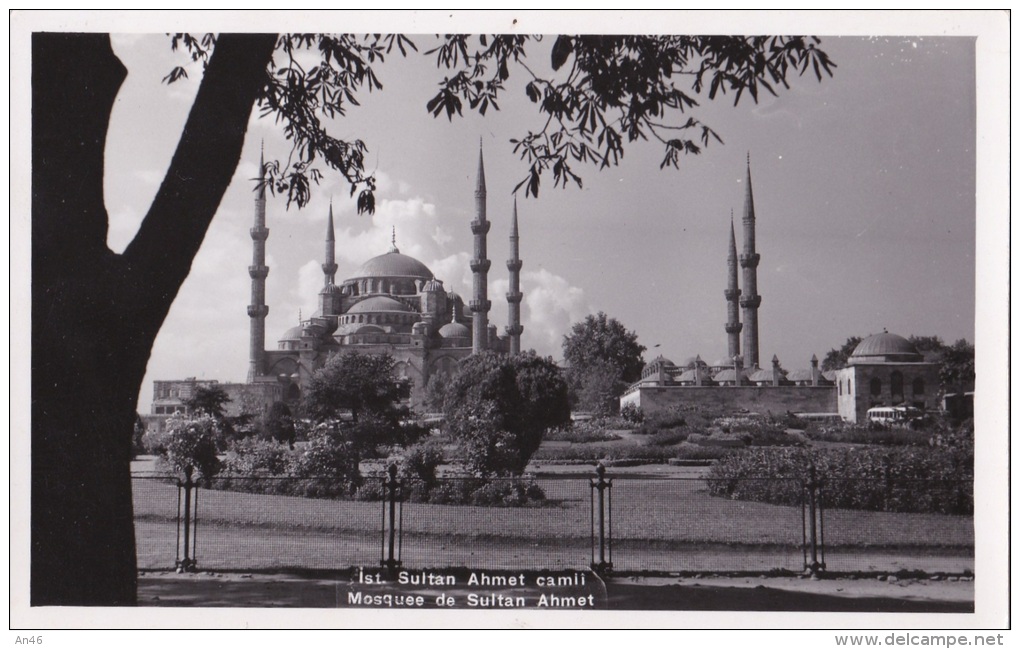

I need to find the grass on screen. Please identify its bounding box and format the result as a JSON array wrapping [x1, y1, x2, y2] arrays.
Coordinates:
[[134, 475, 973, 545]]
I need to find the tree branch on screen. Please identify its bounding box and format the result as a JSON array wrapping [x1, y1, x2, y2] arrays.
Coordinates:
[[123, 33, 278, 303]]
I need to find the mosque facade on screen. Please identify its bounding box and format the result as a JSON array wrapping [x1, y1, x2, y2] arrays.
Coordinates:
[[148, 145, 523, 425]]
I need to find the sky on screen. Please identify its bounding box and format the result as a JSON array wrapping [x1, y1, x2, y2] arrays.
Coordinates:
[[89, 19, 985, 413]]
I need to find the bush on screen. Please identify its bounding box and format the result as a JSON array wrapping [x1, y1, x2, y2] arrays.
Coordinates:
[[261, 401, 296, 448], [444, 350, 571, 476], [645, 429, 690, 446], [672, 444, 736, 462], [707, 446, 973, 514], [291, 430, 363, 498], [399, 442, 444, 501], [731, 417, 804, 447], [533, 441, 678, 463], [619, 403, 644, 425], [149, 414, 222, 480], [427, 478, 485, 505], [545, 419, 622, 443], [469, 478, 546, 507], [222, 437, 294, 475], [132, 415, 147, 459], [806, 423, 932, 447], [352, 478, 387, 501]]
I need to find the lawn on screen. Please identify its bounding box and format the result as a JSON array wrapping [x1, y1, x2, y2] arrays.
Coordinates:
[[132, 473, 973, 575]]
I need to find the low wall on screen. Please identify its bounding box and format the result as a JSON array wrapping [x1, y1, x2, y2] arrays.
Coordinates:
[[622, 385, 837, 417]]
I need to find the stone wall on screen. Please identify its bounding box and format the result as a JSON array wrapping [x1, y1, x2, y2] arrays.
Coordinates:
[[621, 385, 837, 417]]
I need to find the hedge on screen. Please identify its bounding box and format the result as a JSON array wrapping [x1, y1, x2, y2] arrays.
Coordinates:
[[707, 446, 973, 514]]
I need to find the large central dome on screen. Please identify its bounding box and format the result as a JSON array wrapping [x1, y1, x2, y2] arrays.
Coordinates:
[[351, 250, 434, 281]]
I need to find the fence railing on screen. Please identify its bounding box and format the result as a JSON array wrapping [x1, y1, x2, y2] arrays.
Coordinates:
[[131, 467, 973, 577]]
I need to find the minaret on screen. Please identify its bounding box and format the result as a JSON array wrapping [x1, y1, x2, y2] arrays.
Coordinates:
[[247, 146, 270, 382], [506, 198, 524, 354], [322, 200, 338, 286], [724, 212, 742, 360], [739, 153, 762, 368], [469, 141, 491, 354]]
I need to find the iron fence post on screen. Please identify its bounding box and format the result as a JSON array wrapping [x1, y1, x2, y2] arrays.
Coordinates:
[[177, 469, 196, 573], [590, 462, 613, 576], [805, 464, 825, 578], [381, 463, 402, 572]]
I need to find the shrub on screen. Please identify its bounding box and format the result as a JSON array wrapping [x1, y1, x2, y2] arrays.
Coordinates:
[[222, 437, 293, 475], [732, 417, 804, 447], [132, 415, 147, 459], [806, 423, 932, 447], [707, 446, 973, 514], [672, 444, 736, 462], [470, 478, 546, 507], [352, 478, 387, 501], [150, 414, 222, 480], [400, 442, 444, 501], [261, 401, 296, 448], [428, 478, 485, 505], [645, 429, 690, 446], [444, 350, 571, 476], [619, 403, 644, 425], [533, 441, 678, 463], [545, 420, 622, 443], [291, 430, 362, 498]]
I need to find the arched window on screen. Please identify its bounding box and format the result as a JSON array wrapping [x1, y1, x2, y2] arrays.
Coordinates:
[[870, 377, 882, 396], [912, 377, 925, 395], [839, 380, 843, 396], [890, 371, 904, 400], [847, 378, 852, 395]]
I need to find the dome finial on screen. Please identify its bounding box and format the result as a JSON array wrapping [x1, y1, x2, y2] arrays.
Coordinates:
[[298, 308, 302, 323], [389, 226, 399, 253]]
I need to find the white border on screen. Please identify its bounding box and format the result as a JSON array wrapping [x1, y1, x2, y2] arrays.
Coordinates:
[[8, 9, 1011, 635]]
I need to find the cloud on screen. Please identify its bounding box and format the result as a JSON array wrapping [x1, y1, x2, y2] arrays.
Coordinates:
[[428, 252, 473, 296], [334, 196, 443, 265], [296, 259, 324, 317], [519, 269, 589, 359]]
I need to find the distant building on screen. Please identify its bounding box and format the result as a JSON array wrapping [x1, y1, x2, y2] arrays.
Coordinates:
[[620, 157, 938, 422], [142, 378, 281, 434], [834, 333, 940, 423]]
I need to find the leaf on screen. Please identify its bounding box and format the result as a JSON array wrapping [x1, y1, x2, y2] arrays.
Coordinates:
[[551, 36, 573, 71]]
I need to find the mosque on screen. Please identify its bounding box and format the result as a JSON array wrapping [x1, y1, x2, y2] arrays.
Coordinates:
[[148, 145, 524, 423], [620, 156, 940, 423], [148, 149, 941, 429]]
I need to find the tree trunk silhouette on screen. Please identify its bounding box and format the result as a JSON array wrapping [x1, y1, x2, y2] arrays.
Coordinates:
[[31, 32, 277, 605]]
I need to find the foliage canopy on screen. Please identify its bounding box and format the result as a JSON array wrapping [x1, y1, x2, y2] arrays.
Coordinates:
[[443, 350, 570, 476], [168, 33, 835, 206], [302, 351, 408, 425]]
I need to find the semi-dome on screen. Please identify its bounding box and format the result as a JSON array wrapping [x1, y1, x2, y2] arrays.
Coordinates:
[[748, 367, 787, 384], [422, 279, 444, 292], [677, 367, 713, 383], [347, 296, 413, 314], [351, 251, 434, 280], [439, 321, 471, 339], [279, 325, 303, 342], [786, 369, 814, 383], [850, 333, 922, 364], [319, 283, 344, 295]]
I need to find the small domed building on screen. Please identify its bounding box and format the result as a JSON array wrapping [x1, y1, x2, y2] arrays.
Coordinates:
[[834, 333, 939, 423]]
